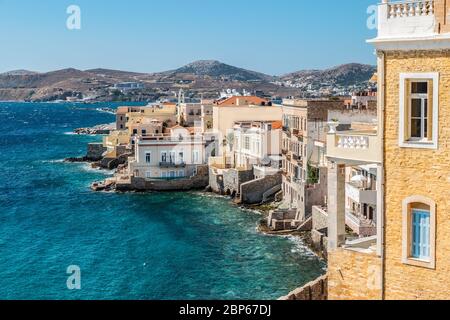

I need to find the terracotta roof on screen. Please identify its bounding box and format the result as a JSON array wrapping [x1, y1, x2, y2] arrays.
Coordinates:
[[271, 121, 282, 130], [215, 96, 270, 107], [116, 107, 130, 113]]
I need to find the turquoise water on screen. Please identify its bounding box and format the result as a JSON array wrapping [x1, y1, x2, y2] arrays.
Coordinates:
[[0, 102, 325, 300]]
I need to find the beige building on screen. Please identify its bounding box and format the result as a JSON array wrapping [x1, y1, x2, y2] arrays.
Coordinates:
[[326, 0, 450, 300], [127, 118, 163, 137], [116, 103, 177, 131], [280, 99, 349, 223], [212, 96, 282, 140], [103, 130, 130, 158]]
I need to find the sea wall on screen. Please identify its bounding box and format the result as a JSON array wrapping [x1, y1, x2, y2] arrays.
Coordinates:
[[209, 168, 224, 194], [240, 173, 282, 204], [223, 169, 253, 196], [117, 165, 209, 192], [279, 275, 328, 300]]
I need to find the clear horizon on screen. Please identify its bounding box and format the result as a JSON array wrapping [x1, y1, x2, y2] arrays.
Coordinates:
[[0, 0, 377, 75]]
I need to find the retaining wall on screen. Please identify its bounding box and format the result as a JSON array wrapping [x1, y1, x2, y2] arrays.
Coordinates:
[[240, 173, 282, 204]]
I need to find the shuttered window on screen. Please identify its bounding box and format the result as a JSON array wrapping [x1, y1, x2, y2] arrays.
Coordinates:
[[411, 209, 431, 260]]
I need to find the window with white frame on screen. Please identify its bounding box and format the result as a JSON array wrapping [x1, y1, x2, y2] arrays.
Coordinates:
[[402, 196, 436, 269], [399, 73, 439, 149], [244, 136, 250, 150], [192, 150, 200, 164], [145, 152, 151, 164]]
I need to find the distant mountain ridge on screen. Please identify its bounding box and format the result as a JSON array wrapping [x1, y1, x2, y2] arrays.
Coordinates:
[[0, 61, 375, 102], [281, 63, 376, 87], [1, 70, 39, 76], [159, 60, 274, 82]]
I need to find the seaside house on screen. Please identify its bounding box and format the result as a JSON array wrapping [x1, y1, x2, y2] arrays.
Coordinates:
[[232, 120, 282, 178], [324, 0, 450, 300], [211, 96, 282, 139], [273, 99, 351, 230], [116, 106, 143, 130], [116, 103, 177, 131], [128, 125, 206, 181], [127, 118, 163, 138]]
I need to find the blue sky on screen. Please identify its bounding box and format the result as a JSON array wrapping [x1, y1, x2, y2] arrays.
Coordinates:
[[0, 0, 378, 75]]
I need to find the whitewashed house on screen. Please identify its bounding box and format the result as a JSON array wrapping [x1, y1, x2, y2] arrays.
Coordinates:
[[129, 125, 206, 180]]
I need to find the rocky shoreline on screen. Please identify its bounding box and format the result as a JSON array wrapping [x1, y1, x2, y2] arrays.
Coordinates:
[[73, 123, 115, 135]]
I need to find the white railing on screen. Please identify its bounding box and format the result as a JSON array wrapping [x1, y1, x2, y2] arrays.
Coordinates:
[[388, 0, 434, 19], [337, 135, 369, 149]]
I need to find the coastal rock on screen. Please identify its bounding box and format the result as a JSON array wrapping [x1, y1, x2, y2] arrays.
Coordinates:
[[65, 143, 107, 163], [73, 123, 115, 135]]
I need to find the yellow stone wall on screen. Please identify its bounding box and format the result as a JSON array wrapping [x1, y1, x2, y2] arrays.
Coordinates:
[[383, 50, 450, 300], [328, 249, 382, 300]]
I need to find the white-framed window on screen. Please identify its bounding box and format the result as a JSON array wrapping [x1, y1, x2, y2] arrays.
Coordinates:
[[402, 196, 436, 269], [169, 151, 176, 163], [192, 150, 200, 164], [161, 151, 167, 163], [145, 171, 152, 179], [145, 152, 151, 164], [244, 136, 250, 150], [399, 73, 439, 149]]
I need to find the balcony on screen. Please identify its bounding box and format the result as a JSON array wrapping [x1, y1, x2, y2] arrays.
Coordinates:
[[159, 161, 186, 168], [370, 0, 436, 42], [346, 182, 377, 206], [327, 130, 381, 164], [292, 153, 300, 161]]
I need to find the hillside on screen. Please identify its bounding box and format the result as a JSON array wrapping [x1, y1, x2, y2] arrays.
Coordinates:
[[280, 63, 376, 87], [0, 61, 375, 102], [159, 60, 274, 82]]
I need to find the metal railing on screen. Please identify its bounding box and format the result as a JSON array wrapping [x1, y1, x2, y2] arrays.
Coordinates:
[[159, 161, 186, 168]]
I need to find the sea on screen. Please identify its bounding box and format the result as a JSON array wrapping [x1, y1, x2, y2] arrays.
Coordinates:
[[0, 102, 325, 300]]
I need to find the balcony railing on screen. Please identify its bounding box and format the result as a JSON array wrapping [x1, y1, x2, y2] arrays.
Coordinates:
[[337, 135, 369, 149], [327, 130, 381, 164], [159, 161, 186, 168], [388, 0, 434, 19]]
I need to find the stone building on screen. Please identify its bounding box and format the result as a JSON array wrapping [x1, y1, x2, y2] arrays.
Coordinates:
[[278, 99, 349, 226], [326, 0, 450, 300]]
